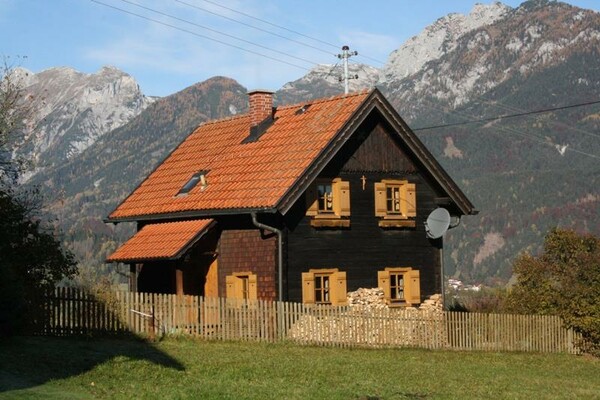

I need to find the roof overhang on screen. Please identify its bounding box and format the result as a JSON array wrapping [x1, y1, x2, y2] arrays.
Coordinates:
[[106, 219, 216, 263], [104, 206, 277, 224]]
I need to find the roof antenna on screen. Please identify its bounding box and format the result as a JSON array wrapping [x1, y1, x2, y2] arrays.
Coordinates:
[[337, 45, 358, 94]]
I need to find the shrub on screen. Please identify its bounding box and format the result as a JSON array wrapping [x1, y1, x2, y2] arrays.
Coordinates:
[[506, 228, 600, 355]]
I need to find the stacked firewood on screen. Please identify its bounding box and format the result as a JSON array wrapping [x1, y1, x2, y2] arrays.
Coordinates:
[[346, 288, 387, 309], [347, 288, 443, 312], [418, 294, 443, 312]]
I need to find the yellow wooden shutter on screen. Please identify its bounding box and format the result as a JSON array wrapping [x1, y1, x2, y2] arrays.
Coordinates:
[[301, 272, 315, 304], [306, 184, 318, 216], [225, 275, 237, 299], [405, 269, 421, 305], [401, 183, 417, 217], [248, 274, 258, 300], [378, 270, 391, 302], [332, 179, 351, 217], [374, 182, 387, 217], [331, 271, 347, 305]]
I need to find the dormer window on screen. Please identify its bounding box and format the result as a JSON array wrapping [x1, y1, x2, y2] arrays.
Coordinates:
[[177, 170, 208, 196]]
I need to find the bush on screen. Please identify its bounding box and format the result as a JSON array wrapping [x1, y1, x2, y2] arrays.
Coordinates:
[[506, 228, 600, 355], [0, 188, 77, 335], [448, 288, 508, 313]]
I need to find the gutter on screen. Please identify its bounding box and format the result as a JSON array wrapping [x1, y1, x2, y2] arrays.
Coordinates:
[[251, 212, 283, 302]]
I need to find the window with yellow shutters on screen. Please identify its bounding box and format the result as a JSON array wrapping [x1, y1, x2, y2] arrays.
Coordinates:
[[301, 268, 347, 305], [225, 272, 258, 300], [306, 178, 351, 228], [374, 179, 417, 228], [378, 267, 421, 306]]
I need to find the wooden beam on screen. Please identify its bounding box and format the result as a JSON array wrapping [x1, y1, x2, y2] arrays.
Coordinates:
[[129, 264, 139, 292], [175, 265, 184, 296]]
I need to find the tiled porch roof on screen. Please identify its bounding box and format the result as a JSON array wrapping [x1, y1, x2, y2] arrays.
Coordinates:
[[106, 219, 214, 262]]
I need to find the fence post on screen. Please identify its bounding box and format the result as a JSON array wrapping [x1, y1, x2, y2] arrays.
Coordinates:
[[149, 305, 156, 341]]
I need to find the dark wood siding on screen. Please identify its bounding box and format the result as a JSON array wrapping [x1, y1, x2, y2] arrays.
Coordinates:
[[218, 229, 277, 300], [284, 120, 443, 303]]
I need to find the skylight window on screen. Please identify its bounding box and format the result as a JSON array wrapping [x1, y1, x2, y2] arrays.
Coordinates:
[[177, 170, 208, 196]]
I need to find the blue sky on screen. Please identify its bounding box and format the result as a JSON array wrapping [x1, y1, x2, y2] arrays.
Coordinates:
[[2, 0, 598, 96]]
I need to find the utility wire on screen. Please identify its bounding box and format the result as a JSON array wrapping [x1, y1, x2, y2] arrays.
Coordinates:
[[177, 0, 386, 65], [478, 96, 600, 140], [91, 0, 311, 71], [193, 0, 341, 50], [415, 97, 600, 160], [117, 0, 319, 66], [175, 0, 336, 57], [413, 100, 600, 131]]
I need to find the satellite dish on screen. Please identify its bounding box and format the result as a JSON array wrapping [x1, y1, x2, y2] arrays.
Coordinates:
[[425, 208, 451, 239]]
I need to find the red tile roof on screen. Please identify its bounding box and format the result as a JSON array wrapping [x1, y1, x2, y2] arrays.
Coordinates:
[[106, 219, 214, 262], [108, 91, 370, 220]]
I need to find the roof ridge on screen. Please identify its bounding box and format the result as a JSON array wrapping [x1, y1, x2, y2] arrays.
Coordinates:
[[276, 89, 372, 111], [196, 90, 372, 127]]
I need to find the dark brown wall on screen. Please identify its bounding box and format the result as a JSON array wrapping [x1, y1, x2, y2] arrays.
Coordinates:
[[138, 261, 176, 294], [217, 229, 277, 300], [284, 119, 444, 303]]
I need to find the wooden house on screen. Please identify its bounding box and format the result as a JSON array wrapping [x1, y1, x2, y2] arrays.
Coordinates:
[[106, 89, 476, 306]]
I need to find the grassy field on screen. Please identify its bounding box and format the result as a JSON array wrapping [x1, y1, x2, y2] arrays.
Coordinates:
[[0, 336, 599, 399]]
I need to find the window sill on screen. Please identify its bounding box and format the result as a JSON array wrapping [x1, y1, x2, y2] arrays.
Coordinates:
[[310, 218, 350, 228], [378, 219, 416, 228]]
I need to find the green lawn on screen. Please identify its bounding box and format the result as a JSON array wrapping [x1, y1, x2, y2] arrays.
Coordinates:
[[0, 336, 598, 399]]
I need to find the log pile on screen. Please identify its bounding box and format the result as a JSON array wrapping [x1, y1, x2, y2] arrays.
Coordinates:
[[346, 288, 386, 309], [419, 294, 443, 312], [346, 288, 443, 313]]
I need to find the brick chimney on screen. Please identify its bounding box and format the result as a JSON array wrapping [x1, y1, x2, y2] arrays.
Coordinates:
[[248, 90, 274, 126]]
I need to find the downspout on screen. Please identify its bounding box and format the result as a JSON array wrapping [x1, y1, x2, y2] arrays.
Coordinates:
[[251, 212, 283, 302]]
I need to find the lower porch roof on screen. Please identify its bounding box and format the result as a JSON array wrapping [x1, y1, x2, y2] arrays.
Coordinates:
[[106, 219, 215, 263]]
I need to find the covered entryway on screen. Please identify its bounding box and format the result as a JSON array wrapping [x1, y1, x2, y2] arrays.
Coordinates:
[[107, 219, 219, 296]]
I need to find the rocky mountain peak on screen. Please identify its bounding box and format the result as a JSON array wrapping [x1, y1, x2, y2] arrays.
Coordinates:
[[276, 63, 379, 104], [12, 66, 155, 181], [381, 1, 511, 83]]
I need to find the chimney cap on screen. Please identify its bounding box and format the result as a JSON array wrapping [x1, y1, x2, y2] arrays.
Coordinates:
[[248, 89, 274, 95]]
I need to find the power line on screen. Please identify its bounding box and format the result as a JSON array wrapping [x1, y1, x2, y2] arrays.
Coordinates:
[[117, 0, 319, 66], [90, 0, 311, 71], [413, 100, 600, 131], [174, 0, 336, 57], [192, 0, 341, 50], [414, 97, 600, 160], [177, 0, 386, 65], [477, 96, 600, 140]]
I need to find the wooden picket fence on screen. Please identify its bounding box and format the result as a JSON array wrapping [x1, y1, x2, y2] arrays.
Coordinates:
[[31, 288, 583, 354]]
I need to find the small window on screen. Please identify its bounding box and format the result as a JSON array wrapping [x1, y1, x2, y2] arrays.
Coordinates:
[[302, 268, 347, 305], [306, 178, 351, 228], [226, 272, 257, 300], [378, 267, 421, 306], [177, 170, 208, 196], [317, 183, 334, 213], [374, 180, 416, 227]]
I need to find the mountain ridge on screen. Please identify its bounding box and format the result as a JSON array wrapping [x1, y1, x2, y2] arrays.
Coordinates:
[[11, 0, 599, 286]]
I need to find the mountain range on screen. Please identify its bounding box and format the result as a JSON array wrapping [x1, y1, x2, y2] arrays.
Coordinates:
[[11, 0, 600, 285]]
